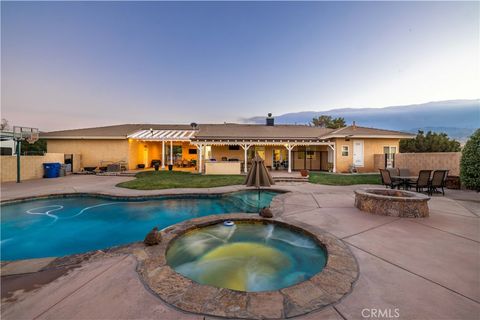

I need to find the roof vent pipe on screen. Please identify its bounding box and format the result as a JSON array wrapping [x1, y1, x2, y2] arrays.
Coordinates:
[[266, 113, 274, 126]]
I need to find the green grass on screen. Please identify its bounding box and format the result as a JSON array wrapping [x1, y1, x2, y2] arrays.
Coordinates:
[[309, 172, 381, 186], [117, 171, 245, 190]]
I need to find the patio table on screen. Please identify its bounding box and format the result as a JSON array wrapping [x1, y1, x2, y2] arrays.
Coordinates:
[[392, 175, 418, 190]]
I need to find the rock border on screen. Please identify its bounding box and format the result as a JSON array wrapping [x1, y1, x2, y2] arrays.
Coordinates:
[[137, 214, 358, 319], [354, 188, 430, 218]]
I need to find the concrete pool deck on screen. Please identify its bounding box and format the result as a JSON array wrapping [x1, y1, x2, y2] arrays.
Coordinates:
[[1, 175, 479, 319]]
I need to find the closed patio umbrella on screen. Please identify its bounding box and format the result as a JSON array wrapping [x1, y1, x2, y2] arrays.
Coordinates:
[[244, 155, 274, 210]]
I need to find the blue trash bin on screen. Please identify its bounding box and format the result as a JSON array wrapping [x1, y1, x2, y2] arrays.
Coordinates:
[[43, 163, 61, 178], [52, 163, 61, 177]]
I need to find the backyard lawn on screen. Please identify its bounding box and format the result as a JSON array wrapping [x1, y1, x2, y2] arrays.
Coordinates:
[[309, 172, 381, 185], [117, 171, 245, 190]]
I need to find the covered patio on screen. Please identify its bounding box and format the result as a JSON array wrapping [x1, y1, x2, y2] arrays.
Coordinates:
[[191, 141, 337, 174], [127, 129, 199, 171]]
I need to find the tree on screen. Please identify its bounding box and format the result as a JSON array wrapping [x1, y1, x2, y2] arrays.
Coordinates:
[[1, 118, 9, 131], [311, 116, 346, 129], [399, 130, 461, 153], [21, 139, 47, 155], [460, 129, 480, 191]]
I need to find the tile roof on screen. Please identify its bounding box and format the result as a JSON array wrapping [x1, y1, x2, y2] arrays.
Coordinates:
[[41, 123, 414, 140], [322, 126, 415, 138], [192, 124, 334, 140], [40, 124, 194, 138]]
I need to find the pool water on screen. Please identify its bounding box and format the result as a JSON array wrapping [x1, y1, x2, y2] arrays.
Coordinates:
[[167, 222, 327, 292], [0, 191, 278, 261]]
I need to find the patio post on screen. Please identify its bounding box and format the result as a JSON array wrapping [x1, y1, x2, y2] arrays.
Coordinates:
[[196, 144, 203, 173], [285, 144, 295, 173], [328, 143, 336, 173], [240, 144, 252, 173], [332, 144, 336, 173], [162, 140, 165, 169], [170, 140, 173, 165]]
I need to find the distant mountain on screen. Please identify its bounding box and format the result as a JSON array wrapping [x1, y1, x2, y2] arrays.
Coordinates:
[[244, 99, 479, 142]]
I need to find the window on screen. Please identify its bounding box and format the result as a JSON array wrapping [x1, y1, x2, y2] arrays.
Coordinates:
[[188, 149, 197, 155], [228, 145, 240, 150], [255, 146, 265, 160], [384, 146, 396, 168], [342, 146, 349, 156], [384, 146, 396, 154], [306, 151, 316, 159], [0, 147, 12, 155]]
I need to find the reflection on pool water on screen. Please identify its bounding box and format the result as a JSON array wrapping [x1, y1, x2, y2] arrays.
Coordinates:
[[1, 191, 278, 261], [166, 222, 327, 292]]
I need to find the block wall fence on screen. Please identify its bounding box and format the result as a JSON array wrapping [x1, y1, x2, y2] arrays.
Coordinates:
[[374, 152, 461, 176], [0, 153, 65, 183]]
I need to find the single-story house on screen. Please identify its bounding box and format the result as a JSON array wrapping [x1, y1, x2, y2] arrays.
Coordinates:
[[42, 115, 414, 174]]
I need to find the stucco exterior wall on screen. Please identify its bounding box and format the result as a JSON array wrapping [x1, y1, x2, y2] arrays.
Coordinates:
[[1, 153, 64, 182], [211, 146, 243, 161], [47, 139, 128, 168], [335, 138, 400, 173]]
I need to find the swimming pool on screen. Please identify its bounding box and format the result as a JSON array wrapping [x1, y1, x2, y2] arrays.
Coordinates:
[[0, 191, 279, 261]]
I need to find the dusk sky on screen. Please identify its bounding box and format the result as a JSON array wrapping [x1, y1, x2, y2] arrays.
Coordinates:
[[1, 1, 479, 131]]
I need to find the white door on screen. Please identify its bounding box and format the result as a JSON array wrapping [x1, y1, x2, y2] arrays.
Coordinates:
[[353, 140, 364, 167]]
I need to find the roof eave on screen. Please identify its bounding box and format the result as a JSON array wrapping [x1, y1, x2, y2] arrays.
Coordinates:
[[41, 136, 127, 140], [322, 134, 415, 139]]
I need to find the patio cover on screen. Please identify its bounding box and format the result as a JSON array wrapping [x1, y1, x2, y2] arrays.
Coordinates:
[[128, 129, 196, 141]]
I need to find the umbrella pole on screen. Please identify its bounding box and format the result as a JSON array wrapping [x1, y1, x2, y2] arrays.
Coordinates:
[[258, 187, 261, 212]]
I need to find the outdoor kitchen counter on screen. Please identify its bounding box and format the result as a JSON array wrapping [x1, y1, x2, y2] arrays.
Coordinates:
[[204, 161, 242, 175]]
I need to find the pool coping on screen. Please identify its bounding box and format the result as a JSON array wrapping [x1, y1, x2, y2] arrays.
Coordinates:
[[137, 214, 359, 319], [0, 187, 288, 205]]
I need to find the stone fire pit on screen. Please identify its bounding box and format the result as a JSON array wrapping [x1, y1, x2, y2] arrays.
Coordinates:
[[354, 189, 430, 218]]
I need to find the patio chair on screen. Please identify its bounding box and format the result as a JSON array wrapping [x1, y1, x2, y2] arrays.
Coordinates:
[[387, 168, 399, 177], [379, 169, 402, 189], [429, 170, 449, 196], [151, 159, 161, 167], [398, 168, 410, 176], [408, 170, 431, 194]]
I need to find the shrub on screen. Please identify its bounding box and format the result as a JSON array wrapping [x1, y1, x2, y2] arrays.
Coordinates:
[[460, 129, 480, 191]]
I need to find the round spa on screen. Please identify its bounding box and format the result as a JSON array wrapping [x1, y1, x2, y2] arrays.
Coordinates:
[[166, 221, 327, 292], [354, 188, 430, 218], [138, 215, 359, 319]]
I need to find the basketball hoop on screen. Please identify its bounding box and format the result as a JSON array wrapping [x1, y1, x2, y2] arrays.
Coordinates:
[[13, 126, 39, 144], [12, 126, 40, 183]]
